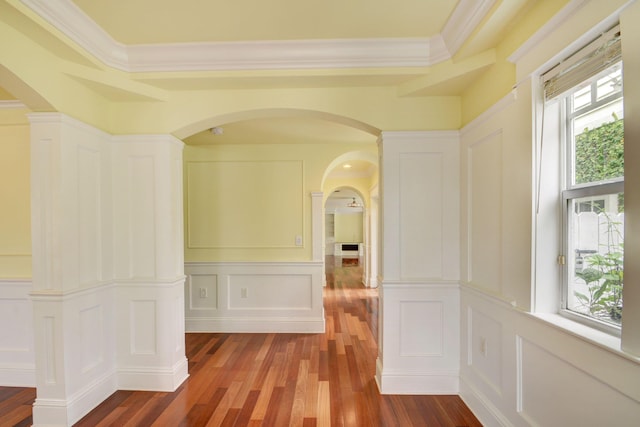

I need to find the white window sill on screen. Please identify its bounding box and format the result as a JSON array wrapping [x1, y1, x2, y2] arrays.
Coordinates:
[[529, 312, 640, 364]]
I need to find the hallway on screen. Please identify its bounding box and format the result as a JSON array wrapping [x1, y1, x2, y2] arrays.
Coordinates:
[[0, 258, 481, 426]]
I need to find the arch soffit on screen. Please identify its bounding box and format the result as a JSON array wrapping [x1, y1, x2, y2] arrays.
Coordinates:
[[173, 108, 381, 140]]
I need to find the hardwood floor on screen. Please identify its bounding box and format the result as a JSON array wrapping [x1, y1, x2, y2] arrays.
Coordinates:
[[0, 258, 481, 426]]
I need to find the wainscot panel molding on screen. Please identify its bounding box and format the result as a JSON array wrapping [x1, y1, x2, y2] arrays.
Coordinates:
[[0, 279, 35, 386], [375, 281, 460, 394], [460, 284, 640, 427], [184, 262, 325, 333]]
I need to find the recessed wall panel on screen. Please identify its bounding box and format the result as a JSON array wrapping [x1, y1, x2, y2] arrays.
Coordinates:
[[468, 308, 502, 395], [130, 300, 156, 355], [79, 305, 102, 372], [399, 301, 443, 356], [518, 337, 640, 426], [129, 156, 156, 278], [189, 274, 218, 310], [468, 132, 502, 291], [77, 146, 101, 285], [399, 153, 443, 279], [228, 274, 312, 309], [187, 161, 303, 249]]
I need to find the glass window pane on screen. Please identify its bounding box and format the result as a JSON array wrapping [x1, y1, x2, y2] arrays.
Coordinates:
[[567, 194, 624, 325], [597, 67, 622, 101], [572, 99, 624, 185], [573, 85, 591, 110]]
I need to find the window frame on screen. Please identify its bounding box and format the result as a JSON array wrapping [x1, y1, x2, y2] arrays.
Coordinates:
[[557, 63, 624, 335]]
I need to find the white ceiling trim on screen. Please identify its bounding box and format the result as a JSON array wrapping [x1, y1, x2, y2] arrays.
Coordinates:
[[126, 38, 433, 72], [19, 0, 493, 72], [441, 0, 497, 56], [0, 100, 27, 109]]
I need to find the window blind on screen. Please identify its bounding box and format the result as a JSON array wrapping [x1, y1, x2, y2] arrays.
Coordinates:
[[542, 25, 621, 101]]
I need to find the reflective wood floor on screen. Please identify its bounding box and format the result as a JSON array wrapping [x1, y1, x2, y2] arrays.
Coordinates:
[[0, 258, 481, 426]]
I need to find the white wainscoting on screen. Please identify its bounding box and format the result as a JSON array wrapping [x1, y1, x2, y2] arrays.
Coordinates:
[[31, 283, 118, 425], [460, 285, 640, 426], [0, 279, 35, 386], [376, 281, 460, 394], [184, 262, 325, 333]]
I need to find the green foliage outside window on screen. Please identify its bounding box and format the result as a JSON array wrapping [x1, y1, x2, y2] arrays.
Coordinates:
[[575, 117, 624, 187]]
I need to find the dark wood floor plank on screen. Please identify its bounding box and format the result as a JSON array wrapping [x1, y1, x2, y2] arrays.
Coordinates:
[[0, 256, 482, 427]]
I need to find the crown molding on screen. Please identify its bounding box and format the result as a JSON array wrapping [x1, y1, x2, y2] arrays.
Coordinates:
[[0, 100, 27, 109], [441, 0, 497, 56], [126, 38, 432, 72], [19, 0, 495, 72]]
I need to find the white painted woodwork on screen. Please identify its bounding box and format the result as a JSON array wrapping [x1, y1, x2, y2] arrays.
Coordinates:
[[376, 130, 461, 394], [311, 192, 323, 262], [0, 279, 35, 386], [184, 262, 325, 333], [28, 114, 187, 426], [459, 3, 640, 422]]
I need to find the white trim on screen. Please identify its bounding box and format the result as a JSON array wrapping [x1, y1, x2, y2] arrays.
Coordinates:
[[459, 377, 512, 427], [19, 0, 500, 72], [185, 317, 325, 333], [0, 364, 36, 387], [0, 100, 27, 109], [441, 0, 497, 57], [117, 358, 189, 392], [375, 359, 459, 394], [19, 0, 129, 70], [127, 38, 433, 72], [32, 370, 117, 427]]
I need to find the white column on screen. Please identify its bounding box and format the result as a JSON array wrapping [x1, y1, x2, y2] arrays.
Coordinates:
[[29, 114, 188, 426], [311, 192, 324, 262], [375, 131, 461, 394], [29, 113, 117, 426], [112, 135, 188, 391]]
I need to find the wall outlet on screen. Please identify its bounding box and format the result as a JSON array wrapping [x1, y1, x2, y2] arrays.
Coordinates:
[[199, 287, 207, 298], [241, 288, 248, 298], [295, 235, 303, 246]]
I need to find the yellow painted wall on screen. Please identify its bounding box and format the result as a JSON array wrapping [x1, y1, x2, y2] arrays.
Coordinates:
[[461, 0, 570, 126], [184, 142, 375, 261], [0, 112, 31, 277], [335, 213, 363, 243]]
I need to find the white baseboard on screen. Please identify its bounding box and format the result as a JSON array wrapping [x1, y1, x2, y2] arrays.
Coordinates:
[[32, 370, 117, 427], [186, 316, 325, 333], [0, 364, 36, 387], [375, 358, 459, 394], [459, 376, 511, 427], [117, 357, 189, 392]]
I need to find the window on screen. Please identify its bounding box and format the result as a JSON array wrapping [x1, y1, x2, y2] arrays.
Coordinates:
[[542, 25, 624, 330]]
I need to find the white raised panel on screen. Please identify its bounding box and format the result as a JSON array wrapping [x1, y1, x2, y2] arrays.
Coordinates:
[[129, 156, 156, 278], [130, 300, 157, 355], [468, 307, 502, 396], [228, 274, 313, 310], [399, 301, 443, 356], [77, 146, 101, 285], [79, 305, 103, 373], [184, 262, 324, 333], [399, 153, 443, 280], [0, 280, 35, 386], [518, 336, 640, 426], [468, 131, 502, 292], [189, 274, 218, 310]]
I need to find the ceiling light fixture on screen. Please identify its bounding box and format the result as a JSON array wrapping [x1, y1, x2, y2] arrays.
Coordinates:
[[347, 197, 362, 208], [343, 163, 352, 169]]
